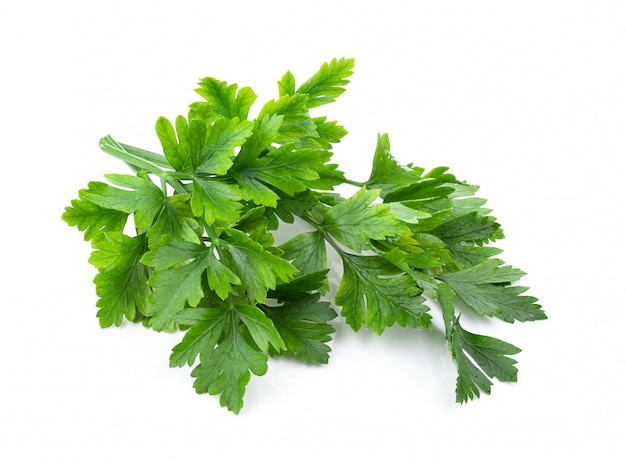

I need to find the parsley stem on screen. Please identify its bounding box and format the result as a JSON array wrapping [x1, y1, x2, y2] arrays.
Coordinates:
[[301, 213, 347, 259], [99, 135, 168, 177], [116, 142, 172, 169], [163, 174, 189, 195], [344, 178, 365, 187]]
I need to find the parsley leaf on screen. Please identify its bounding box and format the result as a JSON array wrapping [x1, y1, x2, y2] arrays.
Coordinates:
[[263, 294, 337, 364], [191, 317, 268, 414], [88, 233, 151, 327], [439, 284, 522, 402], [195, 78, 257, 121], [63, 57, 545, 413], [439, 260, 546, 322], [296, 57, 355, 108], [62, 189, 128, 240], [219, 229, 297, 303], [84, 175, 164, 230], [322, 187, 408, 252], [335, 253, 431, 334]]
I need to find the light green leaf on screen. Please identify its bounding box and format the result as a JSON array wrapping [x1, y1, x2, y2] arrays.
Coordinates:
[[142, 239, 214, 330], [156, 116, 193, 172], [88, 233, 150, 327], [195, 117, 254, 175], [232, 144, 330, 207], [323, 187, 408, 252], [297, 57, 355, 108], [278, 70, 296, 96], [439, 260, 546, 322], [191, 319, 268, 414], [335, 253, 431, 334], [366, 133, 421, 194], [195, 77, 257, 120], [170, 307, 229, 367], [62, 189, 128, 240], [190, 176, 243, 224], [235, 304, 285, 353], [146, 255, 209, 330], [147, 195, 201, 246], [205, 254, 241, 300], [84, 175, 164, 230], [233, 114, 284, 168], [221, 229, 298, 303], [258, 93, 316, 144]]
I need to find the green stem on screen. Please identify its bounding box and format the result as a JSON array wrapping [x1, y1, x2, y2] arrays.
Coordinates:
[[117, 142, 173, 169], [99, 135, 168, 177], [344, 178, 366, 187], [163, 174, 189, 195], [301, 213, 346, 259]]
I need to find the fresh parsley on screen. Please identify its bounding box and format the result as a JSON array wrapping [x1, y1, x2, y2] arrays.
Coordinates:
[[62, 58, 546, 413]]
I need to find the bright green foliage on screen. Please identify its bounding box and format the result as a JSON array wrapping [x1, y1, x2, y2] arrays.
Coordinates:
[[263, 295, 337, 364], [62, 190, 128, 240], [63, 58, 545, 413], [88, 233, 151, 327], [336, 254, 431, 334], [322, 187, 408, 252], [191, 317, 269, 414], [439, 284, 522, 403], [440, 260, 545, 322], [84, 175, 164, 229]]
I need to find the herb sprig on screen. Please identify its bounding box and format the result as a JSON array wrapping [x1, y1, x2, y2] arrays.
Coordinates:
[[63, 58, 545, 413]]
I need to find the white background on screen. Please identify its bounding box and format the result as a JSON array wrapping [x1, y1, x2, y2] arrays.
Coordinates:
[[1, 0, 624, 464]]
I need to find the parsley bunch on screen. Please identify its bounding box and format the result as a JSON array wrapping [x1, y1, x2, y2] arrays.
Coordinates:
[[62, 58, 546, 413]]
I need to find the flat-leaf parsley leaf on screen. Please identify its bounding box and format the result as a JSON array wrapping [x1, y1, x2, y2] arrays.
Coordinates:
[[62, 58, 546, 413]]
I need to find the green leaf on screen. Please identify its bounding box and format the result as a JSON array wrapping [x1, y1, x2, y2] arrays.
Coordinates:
[[147, 195, 201, 246], [62, 189, 128, 240], [195, 117, 254, 175], [264, 295, 337, 364], [232, 144, 331, 207], [235, 304, 285, 353], [269, 270, 331, 302], [323, 187, 408, 252], [366, 134, 421, 194], [170, 307, 229, 367], [142, 236, 240, 310], [257, 94, 317, 145], [142, 239, 215, 330], [84, 175, 164, 230], [156, 116, 193, 172], [88, 233, 150, 327], [297, 57, 355, 108], [448, 244, 503, 269], [439, 284, 522, 403], [190, 176, 243, 224], [220, 229, 297, 303], [431, 211, 504, 245], [234, 114, 284, 168], [439, 260, 546, 322], [277, 70, 296, 96], [195, 77, 257, 120], [205, 254, 242, 300], [335, 253, 431, 334], [64, 57, 546, 413], [279, 231, 327, 279], [191, 318, 268, 414], [383, 167, 459, 204], [310, 116, 347, 149]]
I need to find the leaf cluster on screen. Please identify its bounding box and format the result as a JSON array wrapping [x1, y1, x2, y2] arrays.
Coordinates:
[[62, 58, 545, 413]]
